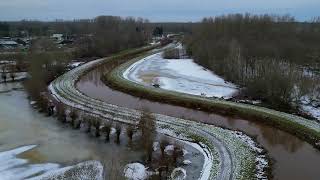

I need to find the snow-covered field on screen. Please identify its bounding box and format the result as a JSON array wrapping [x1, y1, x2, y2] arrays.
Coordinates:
[[123, 51, 238, 98]]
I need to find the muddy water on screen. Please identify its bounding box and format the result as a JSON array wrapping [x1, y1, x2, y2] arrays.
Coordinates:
[[0, 83, 143, 178], [77, 65, 320, 180]]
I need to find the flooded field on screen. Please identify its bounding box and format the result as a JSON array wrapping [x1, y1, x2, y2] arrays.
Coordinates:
[[0, 83, 203, 179], [0, 83, 142, 179], [78, 64, 320, 180]]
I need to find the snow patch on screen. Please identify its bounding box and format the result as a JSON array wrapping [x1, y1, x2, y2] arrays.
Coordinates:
[[182, 160, 192, 165], [124, 163, 148, 180]]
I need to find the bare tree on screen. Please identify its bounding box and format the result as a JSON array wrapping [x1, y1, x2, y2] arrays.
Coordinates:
[[1, 65, 6, 83], [138, 110, 157, 162], [86, 118, 92, 133], [56, 102, 66, 123], [126, 126, 135, 142], [93, 118, 101, 137], [69, 109, 78, 128], [115, 124, 122, 144], [160, 138, 170, 158], [102, 122, 112, 142]]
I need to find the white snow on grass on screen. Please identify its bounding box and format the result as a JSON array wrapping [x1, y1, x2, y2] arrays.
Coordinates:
[[0, 72, 27, 83], [123, 51, 238, 98], [233, 131, 268, 180], [0, 145, 60, 180], [68, 62, 85, 69], [300, 95, 320, 122], [0, 145, 103, 180], [301, 105, 320, 122], [123, 163, 148, 180], [29, 160, 103, 180]]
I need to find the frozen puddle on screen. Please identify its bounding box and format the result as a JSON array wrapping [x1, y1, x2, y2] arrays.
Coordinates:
[[0, 145, 103, 180], [124, 51, 238, 98]]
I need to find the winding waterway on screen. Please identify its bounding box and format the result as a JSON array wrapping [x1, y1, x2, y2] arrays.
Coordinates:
[[77, 62, 320, 180]]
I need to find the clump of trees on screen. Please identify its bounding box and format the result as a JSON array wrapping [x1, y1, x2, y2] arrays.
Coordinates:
[[24, 38, 72, 102], [185, 14, 320, 111], [162, 48, 180, 59], [74, 16, 149, 57]]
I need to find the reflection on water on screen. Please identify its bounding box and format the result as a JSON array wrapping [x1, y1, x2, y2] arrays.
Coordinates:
[[77, 64, 320, 180]]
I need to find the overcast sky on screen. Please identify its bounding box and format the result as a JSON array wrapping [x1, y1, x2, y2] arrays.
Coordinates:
[[1, 0, 319, 22]]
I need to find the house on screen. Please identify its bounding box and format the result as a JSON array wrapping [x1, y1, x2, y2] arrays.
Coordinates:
[[51, 34, 64, 41]]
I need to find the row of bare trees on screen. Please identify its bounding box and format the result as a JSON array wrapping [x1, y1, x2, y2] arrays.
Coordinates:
[[185, 14, 320, 111], [37, 98, 185, 179], [1, 63, 19, 82]]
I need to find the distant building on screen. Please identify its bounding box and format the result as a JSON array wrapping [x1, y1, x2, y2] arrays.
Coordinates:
[[51, 34, 64, 41], [0, 40, 18, 49], [58, 39, 73, 45]]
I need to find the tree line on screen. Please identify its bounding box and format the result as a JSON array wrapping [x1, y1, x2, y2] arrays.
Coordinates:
[[184, 14, 320, 111]]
